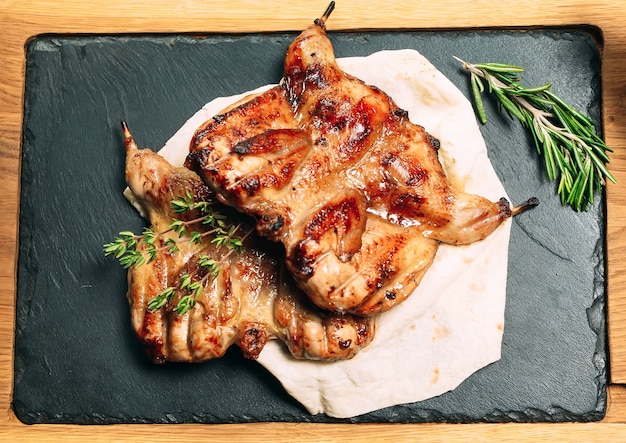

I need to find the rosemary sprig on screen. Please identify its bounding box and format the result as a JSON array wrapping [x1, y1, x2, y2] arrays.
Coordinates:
[[454, 57, 615, 212], [104, 192, 249, 315]]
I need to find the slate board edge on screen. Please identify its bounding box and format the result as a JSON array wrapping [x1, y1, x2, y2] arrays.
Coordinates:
[[12, 28, 608, 424]]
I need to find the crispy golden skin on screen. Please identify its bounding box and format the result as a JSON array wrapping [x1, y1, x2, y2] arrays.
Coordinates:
[[185, 6, 516, 315], [123, 125, 374, 363]]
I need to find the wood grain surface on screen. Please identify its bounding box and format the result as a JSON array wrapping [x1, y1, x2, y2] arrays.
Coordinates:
[[2, 0, 626, 440]]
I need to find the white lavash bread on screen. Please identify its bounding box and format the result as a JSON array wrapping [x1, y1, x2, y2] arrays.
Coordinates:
[[156, 49, 511, 418]]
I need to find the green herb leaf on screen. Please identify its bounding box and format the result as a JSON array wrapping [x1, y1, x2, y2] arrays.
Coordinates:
[[148, 287, 175, 311]]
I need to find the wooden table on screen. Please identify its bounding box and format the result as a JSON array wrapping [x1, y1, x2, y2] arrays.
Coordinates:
[[2, 0, 626, 440]]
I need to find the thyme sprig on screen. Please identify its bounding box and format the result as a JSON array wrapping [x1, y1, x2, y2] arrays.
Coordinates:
[[146, 255, 221, 316], [454, 57, 615, 212], [104, 191, 249, 315]]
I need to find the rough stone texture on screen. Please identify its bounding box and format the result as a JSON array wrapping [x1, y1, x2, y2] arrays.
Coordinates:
[[14, 29, 606, 424]]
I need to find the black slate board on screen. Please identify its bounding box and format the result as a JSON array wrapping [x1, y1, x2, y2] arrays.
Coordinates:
[[14, 28, 607, 424]]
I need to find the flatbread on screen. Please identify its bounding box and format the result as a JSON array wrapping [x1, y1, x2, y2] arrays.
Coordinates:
[[156, 49, 511, 418]]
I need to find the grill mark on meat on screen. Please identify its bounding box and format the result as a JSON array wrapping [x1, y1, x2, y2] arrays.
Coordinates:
[[284, 63, 335, 112], [329, 97, 373, 162], [289, 239, 318, 279], [380, 151, 430, 187], [303, 197, 362, 241], [240, 175, 261, 195], [389, 192, 428, 220], [189, 86, 291, 156], [228, 129, 309, 195], [300, 190, 367, 262], [325, 231, 404, 304], [393, 108, 409, 119], [426, 133, 441, 151]]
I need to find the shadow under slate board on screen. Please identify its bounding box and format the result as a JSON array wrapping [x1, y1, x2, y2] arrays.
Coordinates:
[[14, 28, 607, 424]]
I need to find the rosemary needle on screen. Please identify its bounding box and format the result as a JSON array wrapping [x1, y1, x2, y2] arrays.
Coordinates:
[[454, 57, 615, 212]]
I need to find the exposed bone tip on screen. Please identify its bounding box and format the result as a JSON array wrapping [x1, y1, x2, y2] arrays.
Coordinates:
[[314, 1, 335, 27], [120, 120, 137, 151], [120, 119, 131, 138], [511, 197, 539, 216]]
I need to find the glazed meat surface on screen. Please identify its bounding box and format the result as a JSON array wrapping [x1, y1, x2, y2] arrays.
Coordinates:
[[184, 5, 516, 315], [122, 123, 374, 363]]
